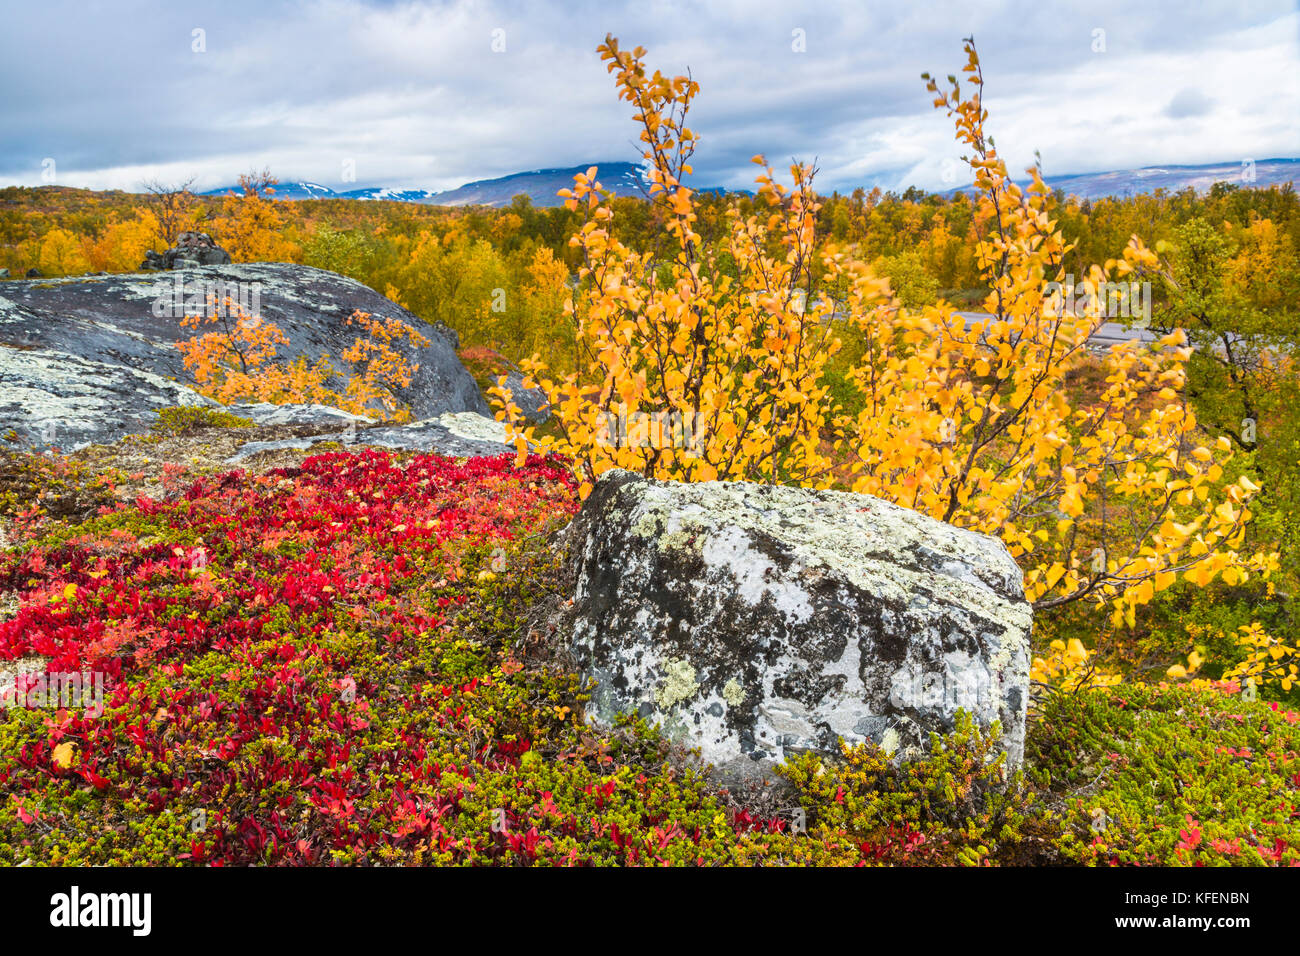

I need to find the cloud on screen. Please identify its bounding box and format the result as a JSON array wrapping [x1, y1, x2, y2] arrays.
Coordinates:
[[0, 0, 1295, 195], [1165, 88, 1215, 118]]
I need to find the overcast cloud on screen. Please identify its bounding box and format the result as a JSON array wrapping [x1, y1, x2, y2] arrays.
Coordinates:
[[1, 0, 1296, 195]]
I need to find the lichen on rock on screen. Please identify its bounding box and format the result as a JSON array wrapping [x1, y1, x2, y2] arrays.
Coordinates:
[[654, 658, 699, 710], [562, 469, 1033, 792]]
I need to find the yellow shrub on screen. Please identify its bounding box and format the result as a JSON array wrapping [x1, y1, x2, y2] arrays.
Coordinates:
[[497, 35, 1273, 633]]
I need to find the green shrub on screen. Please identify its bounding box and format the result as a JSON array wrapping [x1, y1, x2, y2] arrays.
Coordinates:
[[1028, 685, 1300, 865], [742, 712, 1058, 866], [150, 405, 254, 437], [0, 444, 118, 521]]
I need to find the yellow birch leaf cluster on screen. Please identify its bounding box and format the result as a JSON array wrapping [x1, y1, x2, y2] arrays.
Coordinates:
[[178, 299, 426, 421], [496, 35, 1275, 626]]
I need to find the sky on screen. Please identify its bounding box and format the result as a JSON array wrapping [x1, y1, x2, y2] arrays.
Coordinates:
[[1, 0, 1297, 196]]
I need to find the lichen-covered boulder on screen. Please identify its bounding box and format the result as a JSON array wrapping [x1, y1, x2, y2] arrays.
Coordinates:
[[0, 263, 487, 449], [564, 470, 1032, 790]]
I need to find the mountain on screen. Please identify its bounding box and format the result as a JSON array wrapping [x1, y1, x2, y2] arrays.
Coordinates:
[[199, 180, 340, 201], [412, 162, 648, 207], [940, 157, 1298, 201], [199, 162, 738, 208], [199, 163, 649, 208], [199, 157, 1298, 209]]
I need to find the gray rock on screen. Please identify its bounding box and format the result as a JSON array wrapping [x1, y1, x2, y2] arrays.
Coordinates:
[[224, 402, 373, 428], [0, 263, 488, 450], [501, 368, 550, 424], [0, 347, 217, 452], [562, 470, 1032, 791], [140, 232, 233, 271], [226, 411, 513, 462], [0, 269, 9, 279], [25, 268, 41, 278]]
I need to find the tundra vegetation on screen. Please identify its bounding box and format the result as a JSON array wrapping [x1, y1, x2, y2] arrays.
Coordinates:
[[1, 37, 1298, 866]]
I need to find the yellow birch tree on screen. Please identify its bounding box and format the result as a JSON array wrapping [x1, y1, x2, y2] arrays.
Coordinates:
[[496, 35, 1273, 625]]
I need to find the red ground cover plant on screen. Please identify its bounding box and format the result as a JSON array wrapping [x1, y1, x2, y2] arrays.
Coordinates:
[[3, 447, 1288, 866], [0, 450, 805, 865]]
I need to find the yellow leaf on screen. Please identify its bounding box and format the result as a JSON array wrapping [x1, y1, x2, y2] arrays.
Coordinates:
[[1060, 487, 1084, 518], [1131, 579, 1155, 606], [52, 742, 77, 769]]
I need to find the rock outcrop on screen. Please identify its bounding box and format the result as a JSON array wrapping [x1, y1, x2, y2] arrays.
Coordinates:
[[563, 470, 1032, 790], [0, 263, 489, 450], [225, 410, 512, 462], [140, 232, 233, 270]]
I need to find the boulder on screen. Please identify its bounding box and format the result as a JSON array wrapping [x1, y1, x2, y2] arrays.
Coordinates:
[[0, 348, 216, 452], [501, 368, 550, 424], [563, 470, 1032, 790], [0, 263, 489, 450]]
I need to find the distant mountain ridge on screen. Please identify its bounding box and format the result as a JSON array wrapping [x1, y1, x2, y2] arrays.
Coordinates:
[[199, 157, 1298, 208], [940, 157, 1298, 202], [199, 162, 655, 208]]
